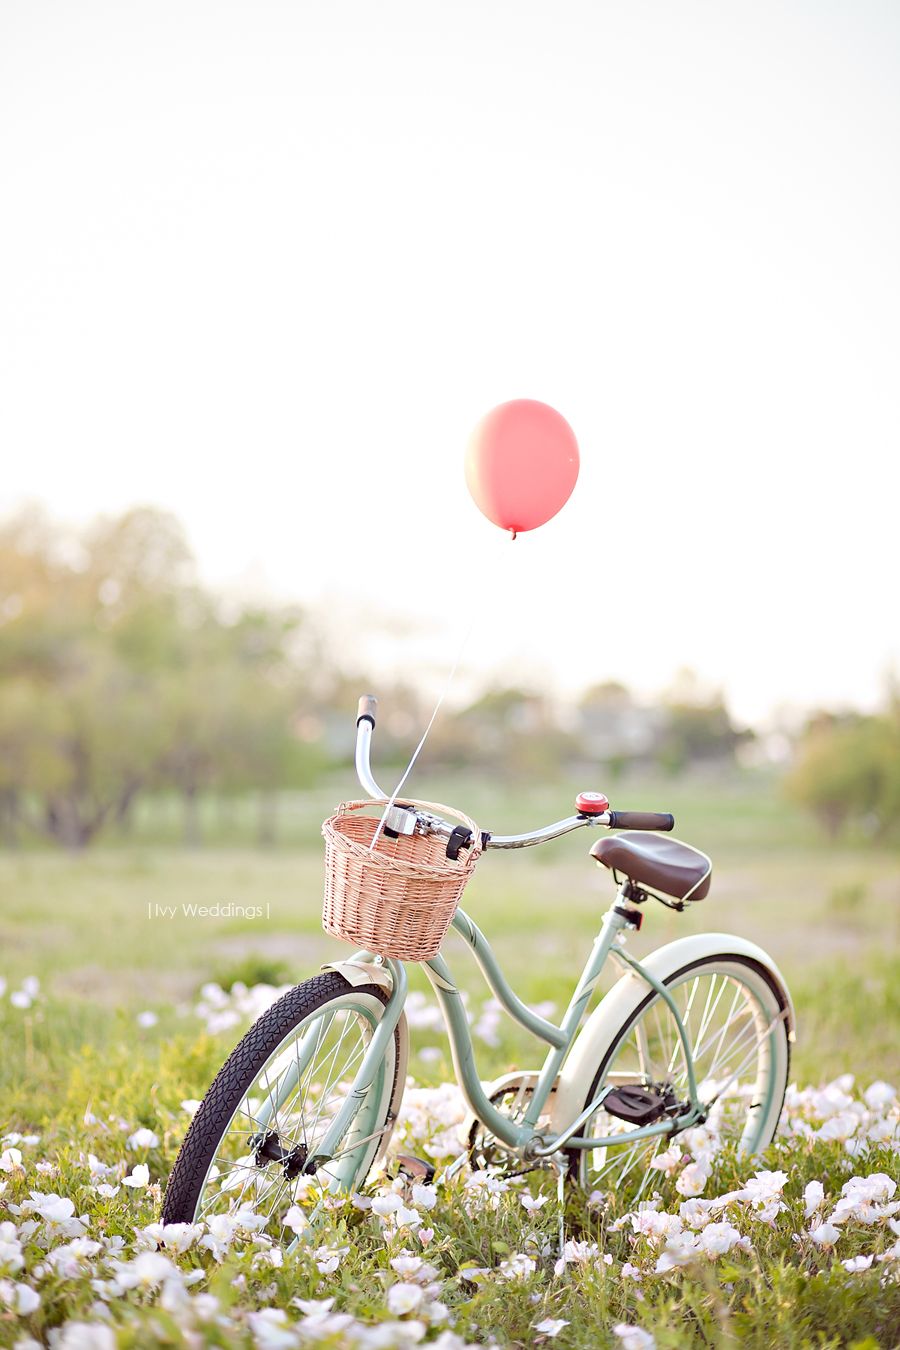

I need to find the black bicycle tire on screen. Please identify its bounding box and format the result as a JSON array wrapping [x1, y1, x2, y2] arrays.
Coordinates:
[[163, 972, 401, 1225]]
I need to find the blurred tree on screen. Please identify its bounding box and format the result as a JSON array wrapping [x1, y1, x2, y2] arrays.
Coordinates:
[[438, 686, 576, 778], [577, 681, 661, 775], [785, 705, 900, 839], [656, 668, 750, 773], [0, 505, 328, 847]]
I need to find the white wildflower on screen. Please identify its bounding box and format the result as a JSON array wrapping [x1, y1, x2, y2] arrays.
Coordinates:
[[803, 1181, 825, 1217], [676, 1161, 709, 1197], [22, 1192, 89, 1238], [817, 1112, 859, 1142], [499, 1253, 536, 1280], [613, 1324, 656, 1349], [314, 1245, 348, 1274], [629, 1209, 683, 1244], [387, 1281, 425, 1314], [46, 1238, 102, 1278], [521, 1193, 550, 1212], [679, 1198, 717, 1230], [535, 1319, 569, 1337], [411, 1183, 437, 1211], [0, 1279, 40, 1314], [390, 1254, 424, 1278], [282, 1205, 309, 1236], [0, 1223, 24, 1275], [138, 1222, 202, 1254], [122, 1163, 149, 1189], [394, 1206, 423, 1229], [741, 1170, 789, 1207], [127, 1128, 159, 1151], [246, 1308, 300, 1349], [84, 1154, 113, 1180], [292, 1297, 335, 1315], [372, 1192, 404, 1217], [200, 1213, 243, 1261], [863, 1082, 896, 1112], [655, 1230, 700, 1272], [810, 1223, 841, 1248], [111, 1250, 179, 1291], [553, 1237, 598, 1276], [697, 1222, 744, 1258], [680, 1124, 718, 1161], [57, 1324, 117, 1350], [830, 1173, 897, 1226], [648, 1145, 683, 1177]]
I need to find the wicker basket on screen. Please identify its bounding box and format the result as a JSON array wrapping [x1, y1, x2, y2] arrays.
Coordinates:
[[322, 798, 481, 961]]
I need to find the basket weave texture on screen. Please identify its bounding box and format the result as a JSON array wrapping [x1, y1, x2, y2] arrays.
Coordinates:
[[322, 798, 481, 961]]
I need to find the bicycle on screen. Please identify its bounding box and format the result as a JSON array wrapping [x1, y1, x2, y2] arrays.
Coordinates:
[[163, 695, 794, 1237]]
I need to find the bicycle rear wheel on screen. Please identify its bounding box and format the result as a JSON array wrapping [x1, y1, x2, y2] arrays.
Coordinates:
[[567, 954, 790, 1199], [163, 972, 403, 1238]]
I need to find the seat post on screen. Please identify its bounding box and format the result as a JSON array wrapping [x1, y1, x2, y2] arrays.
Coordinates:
[[620, 876, 648, 905]]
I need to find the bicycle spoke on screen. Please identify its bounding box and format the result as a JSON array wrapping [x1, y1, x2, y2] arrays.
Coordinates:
[[699, 1014, 761, 1086], [579, 965, 781, 1197], [693, 975, 727, 1059], [190, 991, 390, 1238], [307, 1015, 363, 1145], [705, 1010, 786, 1105]]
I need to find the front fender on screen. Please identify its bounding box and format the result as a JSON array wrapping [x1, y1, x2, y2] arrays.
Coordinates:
[[321, 959, 409, 1161], [549, 933, 795, 1136], [321, 959, 395, 993]]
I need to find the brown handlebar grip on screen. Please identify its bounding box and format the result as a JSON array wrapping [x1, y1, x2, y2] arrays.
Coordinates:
[[608, 811, 675, 832], [357, 694, 378, 727]]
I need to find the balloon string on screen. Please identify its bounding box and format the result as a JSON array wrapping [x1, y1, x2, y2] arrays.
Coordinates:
[[367, 614, 476, 851], [368, 531, 514, 852]]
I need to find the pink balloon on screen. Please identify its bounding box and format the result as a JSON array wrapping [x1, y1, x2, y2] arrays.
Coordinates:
[[465, 399, 579, 534]]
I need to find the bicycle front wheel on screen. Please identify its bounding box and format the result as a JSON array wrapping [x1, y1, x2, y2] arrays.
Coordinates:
[[568, 954, 791, 1199], [163, 972, 403, 1237]]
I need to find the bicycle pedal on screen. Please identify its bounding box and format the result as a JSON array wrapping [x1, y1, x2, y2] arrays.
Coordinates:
[[394, 1154, 436, 1183], [603, 1085, 667, 1126]]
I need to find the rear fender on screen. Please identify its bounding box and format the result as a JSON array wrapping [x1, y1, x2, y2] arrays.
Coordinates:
[[549, 933, 795, 1136]]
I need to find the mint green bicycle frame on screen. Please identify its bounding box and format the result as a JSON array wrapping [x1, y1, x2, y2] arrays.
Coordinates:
[[308, 890, 708, 1171]]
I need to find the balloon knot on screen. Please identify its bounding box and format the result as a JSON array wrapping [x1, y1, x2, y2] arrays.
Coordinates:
[[510, 529, 517, 541]]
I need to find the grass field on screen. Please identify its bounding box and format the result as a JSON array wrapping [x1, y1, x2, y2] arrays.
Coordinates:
[[1, 769, 899, 1347]]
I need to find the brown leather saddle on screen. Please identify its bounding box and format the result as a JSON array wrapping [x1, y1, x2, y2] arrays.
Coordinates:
[[591, 831, 712, 902]]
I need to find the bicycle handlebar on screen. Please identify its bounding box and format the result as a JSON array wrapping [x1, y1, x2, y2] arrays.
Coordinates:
[[355, 717, 387, 800], [607, 811, 675, 832], [357, 694, 378, 727], [352, 695, 674, 850]]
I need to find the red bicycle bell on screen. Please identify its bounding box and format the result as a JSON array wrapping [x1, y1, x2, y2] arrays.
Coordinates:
[[575, 791, 610, 816]]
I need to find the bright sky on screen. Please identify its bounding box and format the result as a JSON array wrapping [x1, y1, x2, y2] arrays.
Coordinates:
[[2, 0, 898, 726]]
